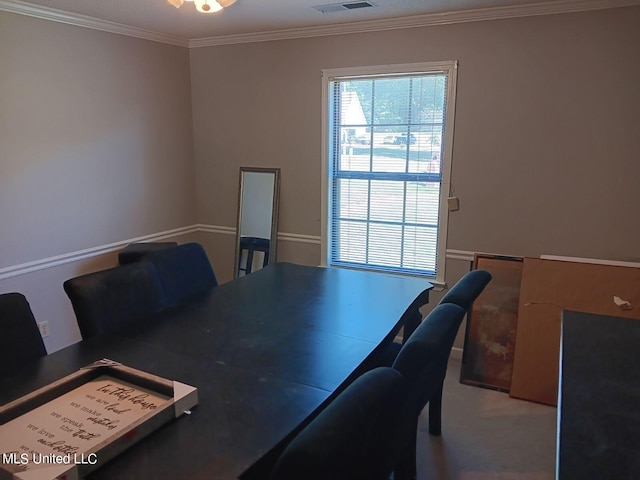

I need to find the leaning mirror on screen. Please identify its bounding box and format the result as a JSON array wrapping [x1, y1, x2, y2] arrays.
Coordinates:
[[234, 167, 280, 278]]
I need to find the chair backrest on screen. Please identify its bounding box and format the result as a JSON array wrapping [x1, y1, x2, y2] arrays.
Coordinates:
[[143, 242, 218, 306], [118, 241, 178, 265], [238, 237, 270, 275], [0, 293, 47, 369], [63, 261, 168, 339], [386, 303, 467, 476], [271, 367, 406, 480], [439, 269, 492, 311], [392, 303, 467, 415]]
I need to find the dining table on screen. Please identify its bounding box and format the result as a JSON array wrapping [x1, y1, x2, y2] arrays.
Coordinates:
[[0, 262, 432, 479]]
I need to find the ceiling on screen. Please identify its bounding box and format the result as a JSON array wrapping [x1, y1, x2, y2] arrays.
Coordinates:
[[2, 0, 637, 45]]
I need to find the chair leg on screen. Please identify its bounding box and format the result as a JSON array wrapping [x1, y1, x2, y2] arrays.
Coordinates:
[[402, 310, 422, 344], [428, 380, 444, 436], [245, 248, 255, 274], [394, 419, 418, 480]]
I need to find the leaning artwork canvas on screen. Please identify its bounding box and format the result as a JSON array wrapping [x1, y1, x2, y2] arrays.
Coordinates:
[[460, 255, 523, 392]]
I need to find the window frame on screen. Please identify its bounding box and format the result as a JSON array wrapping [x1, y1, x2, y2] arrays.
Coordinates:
[[320, 61, 458, 285]]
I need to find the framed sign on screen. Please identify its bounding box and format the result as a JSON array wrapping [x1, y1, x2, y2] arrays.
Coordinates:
[[0, 359, 197, 480], [460, 254, 523, 392]]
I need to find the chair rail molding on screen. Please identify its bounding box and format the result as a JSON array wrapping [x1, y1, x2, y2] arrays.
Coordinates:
[[0, 221, 487, 281], [197, 224, 236, 236], [277, 232, 322, 245], [0, 226, 198, 281], [0, 224, 321, 281], [197, 224, 322, 244], [445, 249, 475, 262]]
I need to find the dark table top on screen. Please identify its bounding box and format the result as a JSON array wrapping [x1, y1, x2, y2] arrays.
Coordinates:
[[0, 262, 432, 479], [558, 311, 640, 480]]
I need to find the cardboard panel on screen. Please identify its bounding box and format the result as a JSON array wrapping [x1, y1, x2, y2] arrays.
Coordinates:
[[510, 258, 640, 406]]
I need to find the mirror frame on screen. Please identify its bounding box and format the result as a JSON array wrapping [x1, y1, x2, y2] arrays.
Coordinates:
[[234, 167, 281, 278]]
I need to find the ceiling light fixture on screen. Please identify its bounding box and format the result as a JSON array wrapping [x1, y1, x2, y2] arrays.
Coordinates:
[[167, 0, 237, 14]]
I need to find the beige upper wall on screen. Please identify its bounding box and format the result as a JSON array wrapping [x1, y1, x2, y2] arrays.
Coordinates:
[[1, 5, 639, 352], [190, 6, 640, 263], [0, 11, 197, 269]]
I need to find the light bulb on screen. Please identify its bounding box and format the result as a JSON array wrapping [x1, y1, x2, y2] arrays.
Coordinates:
[[194, 0, 222, 13]]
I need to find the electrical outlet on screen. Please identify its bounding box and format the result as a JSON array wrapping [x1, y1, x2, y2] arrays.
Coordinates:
[[38, 321, 49, 338]]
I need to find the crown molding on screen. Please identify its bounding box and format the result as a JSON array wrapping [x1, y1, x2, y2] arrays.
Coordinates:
[[0, 0, 189, 47], [189, 0, 640, 47], [1, 0, 638, 49]]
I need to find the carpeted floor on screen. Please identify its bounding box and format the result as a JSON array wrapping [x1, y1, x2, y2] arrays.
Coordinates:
[[415, 358, 557, 480]]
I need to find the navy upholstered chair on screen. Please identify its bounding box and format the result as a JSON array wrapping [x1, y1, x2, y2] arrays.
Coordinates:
[[0, 293, 47, 370], [63, 261, 168, 339], [439, 269, 492, 311], [271, 367, 406, 480], [118, 242, 178, 265], [238, 237, 270, 275], [390, 303, 467, 480], [143, 242, 217, 306], [376, 269, 491, 366]]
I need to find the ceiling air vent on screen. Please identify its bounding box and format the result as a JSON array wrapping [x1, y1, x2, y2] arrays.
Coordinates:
[[313, 1, 376, 14], [343, 2, 374, 9]]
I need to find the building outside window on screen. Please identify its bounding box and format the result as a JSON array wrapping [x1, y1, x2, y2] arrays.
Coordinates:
[[321, 61, 458, 284]]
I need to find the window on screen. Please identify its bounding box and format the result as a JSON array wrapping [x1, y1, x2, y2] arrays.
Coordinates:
[[321, 62, 458, 283]]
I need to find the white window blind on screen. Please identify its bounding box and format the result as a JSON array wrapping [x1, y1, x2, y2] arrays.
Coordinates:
[[322, 62, 457, 281]]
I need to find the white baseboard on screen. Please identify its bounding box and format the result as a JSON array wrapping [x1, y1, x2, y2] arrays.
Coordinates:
[[393, 336, 464, 362], [450, 347, 463, 361]]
